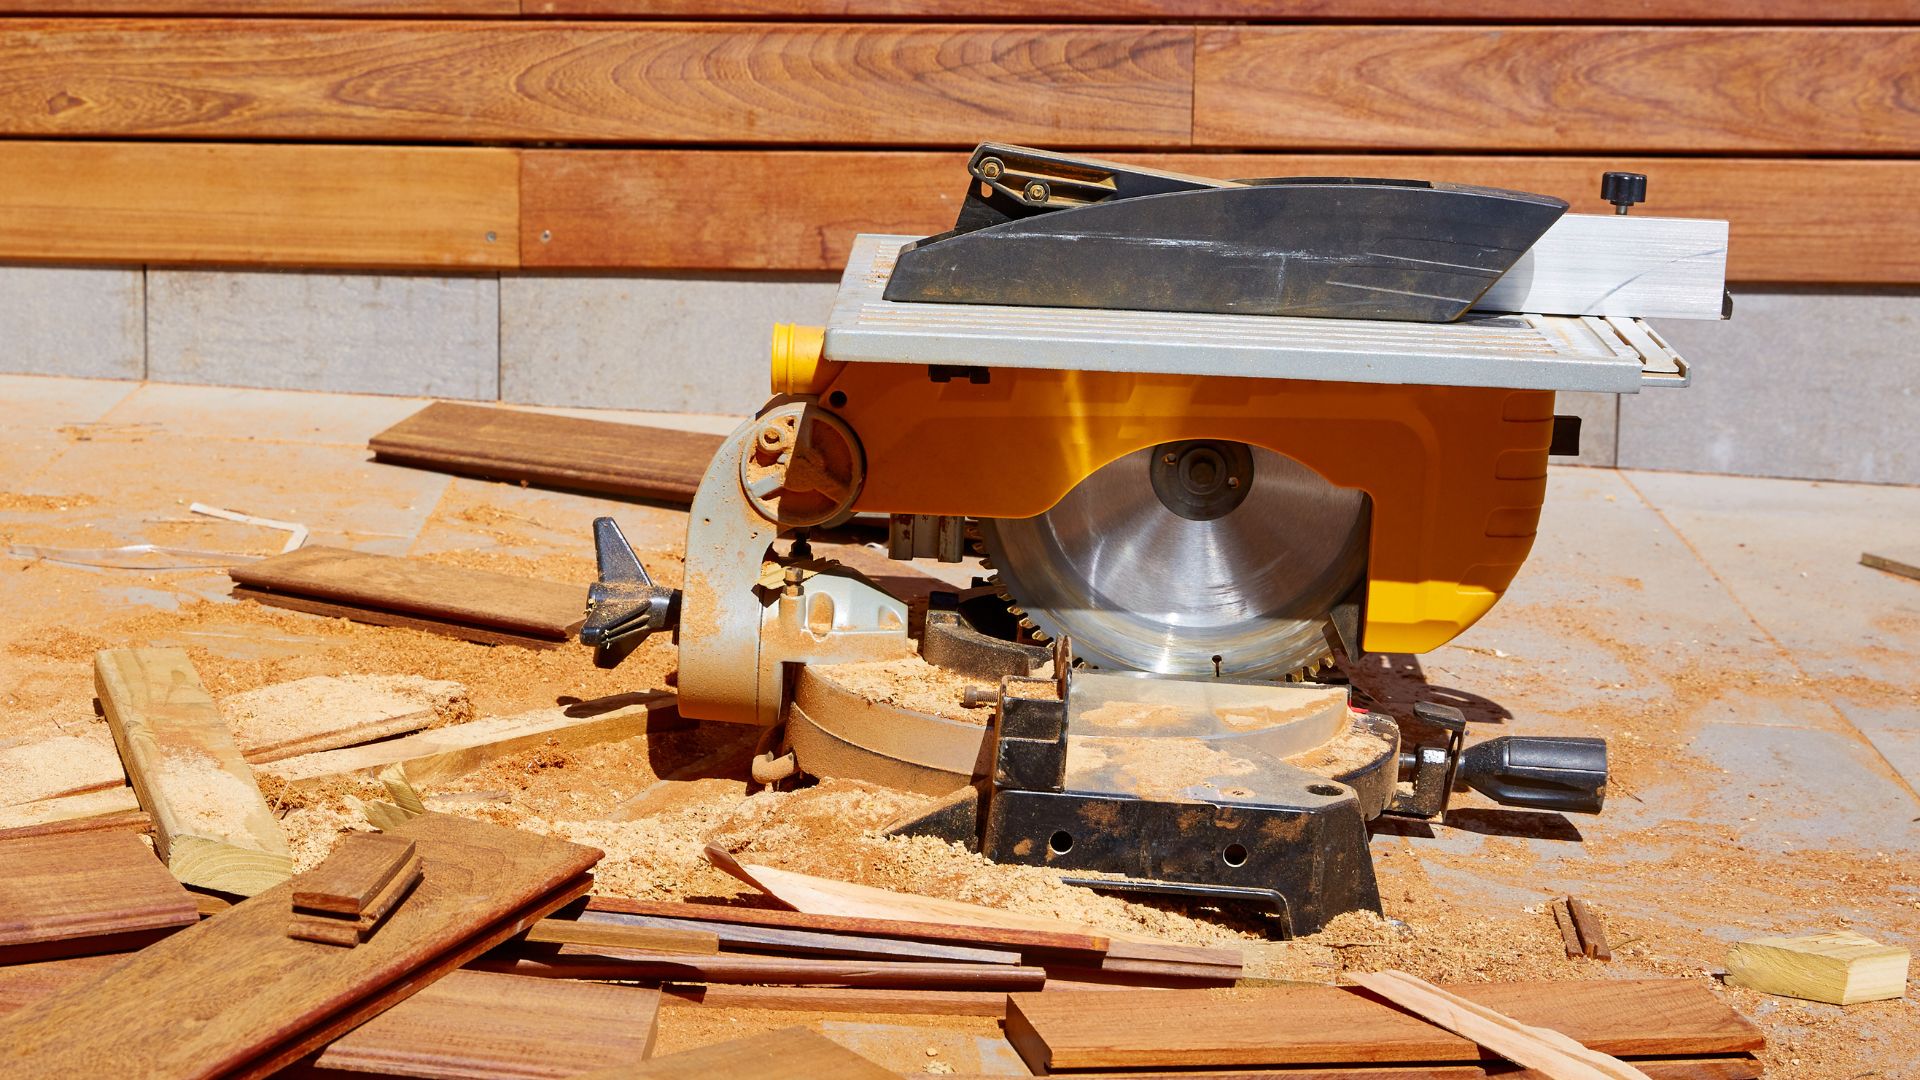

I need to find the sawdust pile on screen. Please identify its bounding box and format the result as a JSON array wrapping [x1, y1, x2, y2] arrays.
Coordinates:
[[812, 656, 986, 723]]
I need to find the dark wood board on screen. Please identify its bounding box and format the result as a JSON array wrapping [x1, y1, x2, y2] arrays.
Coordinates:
[[527, 0, 1920, 17], [369, 402, 722, 506], [916, 1057, 1762, 1079], [580, 909, 1023, 965], [0, 831, 197, 964], [660, 983, 1011, 1017], [0, 812, 602, 1079], [480, 948, 1049, 990], [574, 1026, 894, 1080], [0, 21, 1193, 146], [1006, 979, 1764, 1071], [585, 895, 1110, 957], [305, 969, 660, 1079], [295, 835, 417, 916], [229, 546, 585, 642]]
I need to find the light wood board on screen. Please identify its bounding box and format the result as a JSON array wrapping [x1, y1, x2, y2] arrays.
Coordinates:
[[94, 648, 292, 896], [223, 676, 461, 765], [1726, 930, 1910, 1005], [0, 788, 146, 842]]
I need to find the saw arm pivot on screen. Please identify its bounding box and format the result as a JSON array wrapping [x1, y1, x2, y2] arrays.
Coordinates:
[[581, 516, 679, 668]]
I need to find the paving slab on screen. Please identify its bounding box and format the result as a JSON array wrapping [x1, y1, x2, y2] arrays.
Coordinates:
[[100, 382, 430, 449], [0, 267, 145, 380]]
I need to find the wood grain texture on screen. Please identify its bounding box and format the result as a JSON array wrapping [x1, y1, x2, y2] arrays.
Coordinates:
[[585, 896, 1110, 956], [94, 648, 292, 896], [309, 970, 660, 1079], [0, 737, 125, 807], [521, 150, 1920, 284], [523, 917, 720, 956], [660, 983, 1009, 1016], [0, 0, 511, 11], [0, 831, 198, 964], [229, 546, 585, 642], [231, 588, 570, 650], [1347, 971, 1649, 1080], [483, 949, 1050, 990], [370, 402, 723, 506], [575, 1026, 893, 1080], [224, 676, 458, 765], [526, 0, 1920, 17], [0, 812, 601, 1080], [287, 854, 423, 947], [0, 20, 1192, 145], [294, 834, 417, 916], [1005, 980, 1763, 1071], [0, 142, 514, 269], [1195, 27, 1920, 153], [261, 694, 682, 788], [580, 908, 1023, 965], [0, 801, 150, 843]]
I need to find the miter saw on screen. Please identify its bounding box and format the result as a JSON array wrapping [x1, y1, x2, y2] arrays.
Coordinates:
[[580, 145, 1728, 936]]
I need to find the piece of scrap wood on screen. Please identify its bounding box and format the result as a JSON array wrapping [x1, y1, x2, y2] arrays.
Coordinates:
[[1001, 979, 1762, 1072], [0, 831, 199, 964], [0, 736, 126, 807], [1566, 898, 1612, 961], [369, 401, 723, 507], [586, 895, 1109, 958], [660, 983, 1011, 1017], [0, 788, 146, 842], [579, 908, 1021, 965], [310, 969, 660, 1078], [481, 949, 1049, 991], [1861, 551, 1920, 582], [261, 693, 683, 789], [288, 854, 425, 947], [571, 1025, 893, 1080], [1726, 930, 1910, 1005], [524, 917, 719, 956], [232, 588, 572, 649], [1552, 898, 1584, 959], [293, 834, 418, 916], [1348, 970, 1652, 1080], [94, 648, 292, 896], [222, 675, 466, 764], [228, 546, 585, 645], [0, 812, 601, 1080]]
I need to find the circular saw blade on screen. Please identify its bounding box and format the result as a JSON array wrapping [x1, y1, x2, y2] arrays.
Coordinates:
[[977, 444, 1368, 681]]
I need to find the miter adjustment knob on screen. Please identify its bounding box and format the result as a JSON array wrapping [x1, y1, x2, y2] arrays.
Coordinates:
[[1600, 171, 1647, 215]]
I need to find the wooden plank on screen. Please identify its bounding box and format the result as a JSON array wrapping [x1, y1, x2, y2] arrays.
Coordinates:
[[1565, 898, 1612, 962], [660, 983, 1009, 1017], [526, 0, 1920, 17], [261, 694, 683, 789], [914, 1059, 1762, 1080], [1551, 898, 1584, 960], [524, 917, 720, 956], [94, 648, 292, 896], [0, 142, 514, 269], [0, 831, 198, 964], [310, 969, 659, 1079], [369, 402, 723, 506], [579, 908, 1023, 965], [1195, 26, 1920, 153], [0, 737, 125, 807], [229, 547, 585, 643], [1862, 551, 1920, 582], [484, 948, 1050, 990], [294, 835, 417, 916], [0, 21, 1193, 146], [522, 149, 1920, 284], [0, 812, 601, 1080], [224, 676, 462, 765], [575, 1026, 893, 1080], [1347, 971, 1650, 1080], [287, 857, 420, 946], [231, 588, 569, 650], [0, 789, 148, 843], [1726, 930, 1910, 1005], [1004, 980, 1763, 1071], [586, 895, 1110, 956]]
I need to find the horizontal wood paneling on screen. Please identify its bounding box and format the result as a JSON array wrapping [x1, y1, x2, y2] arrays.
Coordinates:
[[4, 1, 1914, 18], [0, 0, 514, 12], [0, 142, 516, 268], [523, 150, 1920, 283], [0, 20, 1192, 145], [1195, 26, 1920, 153]]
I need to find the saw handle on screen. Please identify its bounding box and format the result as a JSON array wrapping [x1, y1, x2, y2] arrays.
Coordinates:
[[1455, 736, 1608, 815]]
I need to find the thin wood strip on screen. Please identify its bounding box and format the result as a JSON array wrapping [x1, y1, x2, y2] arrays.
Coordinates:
[[580, 908, 1023, 965], [231, 588, 568, 650], [293, 835, 417, 916], [659, 983, 1011, 1017], [0, 789, 148, 842], [0, 20, 1194, 146], [524, 917, 720, 956], [481, 949, 1050, 990], [368, 402, 723, 506], [288, 856, 425, 946], [923, 1058, 1761, 1080], [1566, 898, 1613, 961], [522, 150, 1920, 284], [1552, 899, 1584, 960], [585, 895, 1110, 957], [523, 0, 1920, 17], [1347, 971, 1651, 1080]]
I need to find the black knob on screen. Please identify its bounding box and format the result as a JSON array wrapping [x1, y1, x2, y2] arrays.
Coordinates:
[[1600, 171, 1647, 215], [1456, 735, 1608, 814]]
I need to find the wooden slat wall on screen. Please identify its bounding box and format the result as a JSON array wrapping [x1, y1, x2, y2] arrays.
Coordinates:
[[0, 8, 1914, 283]]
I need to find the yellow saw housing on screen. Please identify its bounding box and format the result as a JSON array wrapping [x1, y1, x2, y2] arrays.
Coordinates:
[[773, 323, 1550, 655]]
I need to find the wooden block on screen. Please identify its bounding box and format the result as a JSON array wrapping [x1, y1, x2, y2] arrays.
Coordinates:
[[228, 547, 585, 643], [369, 402, 722, 506], [485, 947, 1049, 990], [0, 141, 514, 269], [1348, 970, 1651, 1080], [0, 812, 601, 1080], [294, 834, 417, 916], [0, 831, 198, 964], [0, 736, 125, 807], [1862, 551, 1920, 582], [261, 694, 683, 789], [1566, 898, 1612, 962], [223, 676, 462, 764], [524, 917, 719, 956], [310, 969, 659, 1078], [1475, 215, 1728, 320], [580, 909, 1021, 965], [0, 21, 1192, 146], [586, 896, 1108, 957], [522, 150, 1920, 286], [287, 854, 423, 947], [572, 1025, 894, 1080], [1726, 931, 1910, 1006], [1552, 899, 1584, 959], [0, 787, 145, 841], [94, 648, 292, 896], [660, 983, 1009, 1017], [1193, 27, 1920, 153], [1003, 979, 1763, 1071]]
